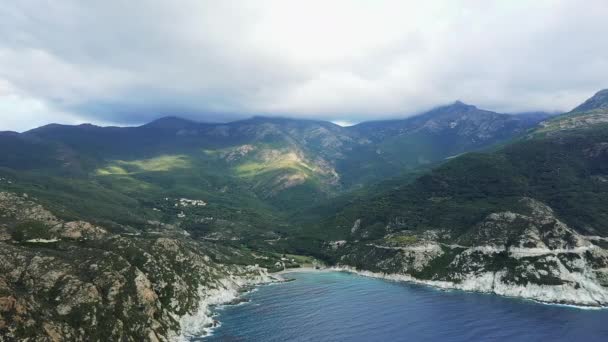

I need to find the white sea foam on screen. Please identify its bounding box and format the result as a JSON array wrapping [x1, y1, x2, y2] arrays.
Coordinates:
[[331, 266, 608, 309], [173, 267, 280, 341]]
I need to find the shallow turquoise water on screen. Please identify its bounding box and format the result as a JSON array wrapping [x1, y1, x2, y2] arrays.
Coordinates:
[[200, 271, 608, 341]]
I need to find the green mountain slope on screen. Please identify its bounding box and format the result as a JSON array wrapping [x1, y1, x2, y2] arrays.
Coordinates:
[[572, 89, 608, 113], [314, 124, 608, 240], [0, 192, 290, 340], [347, 101, 551, 171], [0, 104, 544, 239], [1, 90, 607, 340], [304, 91, 608, 306]]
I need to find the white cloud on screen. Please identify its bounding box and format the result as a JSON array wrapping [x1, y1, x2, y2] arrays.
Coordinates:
[[0, 95, 77, 132], [0, 79, 118, 132], [0, 0, 607, 130]]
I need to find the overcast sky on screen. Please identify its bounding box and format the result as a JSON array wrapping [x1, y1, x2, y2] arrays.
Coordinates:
[[1, 1, 607, 131]]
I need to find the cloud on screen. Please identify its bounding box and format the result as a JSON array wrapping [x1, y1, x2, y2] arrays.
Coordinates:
[[0, 79, 115, 132], [0, 0, 607, 131]]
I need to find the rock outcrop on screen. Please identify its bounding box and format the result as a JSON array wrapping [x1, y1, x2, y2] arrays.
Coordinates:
[[0, 192, 277, 341], [334, 198, 608, 306]]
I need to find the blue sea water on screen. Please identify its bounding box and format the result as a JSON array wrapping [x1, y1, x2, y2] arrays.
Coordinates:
[[199, 271, 608, 341]]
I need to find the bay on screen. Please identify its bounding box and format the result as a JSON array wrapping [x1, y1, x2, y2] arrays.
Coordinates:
[[198, 271, 608, 341]]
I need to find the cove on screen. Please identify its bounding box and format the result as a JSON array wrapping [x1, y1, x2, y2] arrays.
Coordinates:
[[195, 271, 608, 341]]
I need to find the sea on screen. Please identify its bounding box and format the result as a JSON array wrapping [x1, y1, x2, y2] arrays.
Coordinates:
[[196, 271, 608, 341]]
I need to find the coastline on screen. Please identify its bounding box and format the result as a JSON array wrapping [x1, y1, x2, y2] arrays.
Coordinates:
[[330, 266, 608, 309], [178, 266, 327, 340], [276, 265, 608, 309], [174, 266, 283, 341], [177, 263, 607, 340]]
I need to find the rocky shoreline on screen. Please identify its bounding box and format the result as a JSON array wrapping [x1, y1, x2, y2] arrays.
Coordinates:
[[187, 264, 608, 340], [175, 268, 284, 341], [0, 191, 305, 341], [329, 198, 608, 308], [330, 266, 608, 308], [178, 267, 327, 340]]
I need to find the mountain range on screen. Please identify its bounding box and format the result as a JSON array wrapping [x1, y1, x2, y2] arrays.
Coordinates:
[[0, 102, 551, 227], [1, 90, 607, 340]]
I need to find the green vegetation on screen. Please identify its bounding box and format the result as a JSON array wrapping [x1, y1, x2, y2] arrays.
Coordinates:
[[386, 235, 418, 245], [10, 221, 52, 242], [304, 118, 608, 248], [235, 152, 313, 178], [2, 90, 608, 339], [0, 100, 605, 258], [96, 155, 191, 175], [0, 103, 546, 222]]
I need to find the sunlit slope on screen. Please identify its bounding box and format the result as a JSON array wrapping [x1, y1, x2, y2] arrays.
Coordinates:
[[314, 92, 608, 242]]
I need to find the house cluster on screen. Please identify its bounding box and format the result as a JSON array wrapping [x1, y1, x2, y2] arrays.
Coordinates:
[[164, 197, 208, 207]]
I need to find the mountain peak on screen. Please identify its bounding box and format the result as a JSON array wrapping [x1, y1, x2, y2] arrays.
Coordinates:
[[143, 116, 198, 129], [452, 100, 477, 108], [572, 89, 608, 113], [429, 101, 478, 114]]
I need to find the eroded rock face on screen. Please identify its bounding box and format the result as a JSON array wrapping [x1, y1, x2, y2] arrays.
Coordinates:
[[541, 111, 608, 132], [0, 192, 60, 225], [335, 197, 608, 306], [0, 192, 276, 341], [457, 198, 587, 250], [0, 192, 108, 243], [51, 221, 108, 240], [220, 144, 256, 162]]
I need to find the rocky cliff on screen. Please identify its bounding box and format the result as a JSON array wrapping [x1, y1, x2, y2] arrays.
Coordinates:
[[0, 192, 278, 341], [332, 198, 608, 306]]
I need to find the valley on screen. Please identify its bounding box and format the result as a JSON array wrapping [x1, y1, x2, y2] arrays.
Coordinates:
[[1, 91, 608, 340]]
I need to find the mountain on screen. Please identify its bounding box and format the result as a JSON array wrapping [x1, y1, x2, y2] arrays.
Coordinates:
[[0, 192, 285, 340], [0, 131, 80, 171], [307, 93, 608, 306], [538, 89, 608, 133], [572, 89, 608, 112], [0, 104, 544, 234], [347, 101, 551, 172], [18, 116, 354, 214], [0, 93, 598, 339]]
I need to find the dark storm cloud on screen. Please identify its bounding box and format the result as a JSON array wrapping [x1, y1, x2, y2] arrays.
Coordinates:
[[1, 0, 607, 131]]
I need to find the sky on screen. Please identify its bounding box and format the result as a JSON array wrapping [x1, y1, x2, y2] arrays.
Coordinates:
[[1, 0, 607, 132]]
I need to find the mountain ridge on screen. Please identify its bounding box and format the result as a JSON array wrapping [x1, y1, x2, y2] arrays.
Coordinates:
[[23, 100, 549, 133], [2, 89, 608, 339], [572, 88, 608, 113], [299, 91, 608, 308], [1, 101, 549, 212]]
